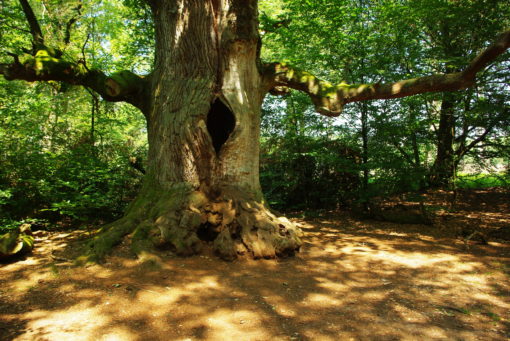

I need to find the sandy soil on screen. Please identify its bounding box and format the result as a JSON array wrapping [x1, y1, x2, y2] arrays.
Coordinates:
[[0, 189, 509, 341]]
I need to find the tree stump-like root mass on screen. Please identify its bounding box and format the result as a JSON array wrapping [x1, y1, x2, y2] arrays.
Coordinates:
[[87, 187, 303, 261]]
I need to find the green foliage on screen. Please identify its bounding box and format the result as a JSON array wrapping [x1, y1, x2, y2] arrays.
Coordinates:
[[261, 135, 361, 210], [0, 78, 147, 225], [1, 0, 509, 225], [260, 0, 510, 202], [260, 92, 360, 210], [0, 218, 50, 233], [0, 219, 21, 233], [0, 0, 149, 226], [456, 173, 510, 189]]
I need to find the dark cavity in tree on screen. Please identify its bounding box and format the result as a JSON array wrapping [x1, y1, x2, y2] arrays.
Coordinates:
[[196, 223, 220, 242], [207, 98, 235, 154]]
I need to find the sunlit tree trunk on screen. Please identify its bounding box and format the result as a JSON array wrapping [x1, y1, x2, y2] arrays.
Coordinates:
[[91, 0, 302, 260]]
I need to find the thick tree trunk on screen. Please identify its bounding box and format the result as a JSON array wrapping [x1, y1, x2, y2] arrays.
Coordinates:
[[88, 0, 302, 260]]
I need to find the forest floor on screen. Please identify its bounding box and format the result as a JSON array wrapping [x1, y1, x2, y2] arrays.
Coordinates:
[[0, 188, 509, 341]]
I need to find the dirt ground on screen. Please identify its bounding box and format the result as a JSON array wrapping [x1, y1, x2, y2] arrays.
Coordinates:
[[1, 189, 509, 341]]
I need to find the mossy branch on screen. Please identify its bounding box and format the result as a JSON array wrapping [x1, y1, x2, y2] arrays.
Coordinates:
[[264, 29, 510, 116], [0, 49, 148, 109], [3, 1, 149, 108]]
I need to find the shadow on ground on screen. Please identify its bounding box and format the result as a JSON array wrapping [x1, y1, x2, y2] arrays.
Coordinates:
[[1, 210, 509, 341]]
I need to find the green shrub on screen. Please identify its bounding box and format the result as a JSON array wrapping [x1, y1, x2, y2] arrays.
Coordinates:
[[456, 173, 510, 189]]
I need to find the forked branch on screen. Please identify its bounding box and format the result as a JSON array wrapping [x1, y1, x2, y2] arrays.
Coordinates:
[[265, 29, 510, 116]]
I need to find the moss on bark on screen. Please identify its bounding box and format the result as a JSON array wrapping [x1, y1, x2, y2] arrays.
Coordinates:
[[82, 186, 302, 262]]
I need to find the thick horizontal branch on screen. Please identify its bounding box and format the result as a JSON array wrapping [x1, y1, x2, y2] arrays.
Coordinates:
[[264, 29, 510, 116], [3, 0, 148, 110], [0, 49, 147, 108]]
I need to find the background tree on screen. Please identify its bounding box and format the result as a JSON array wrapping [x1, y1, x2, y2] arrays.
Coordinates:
[[261, 0, 509, 195]]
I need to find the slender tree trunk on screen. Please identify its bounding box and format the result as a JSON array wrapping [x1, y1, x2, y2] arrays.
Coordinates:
[[408, 105, 427, 189], [89, 0, 302, 260], [428, 21, 461, 188], [429, 92, 457, 187], [360, 102, 369, 191]]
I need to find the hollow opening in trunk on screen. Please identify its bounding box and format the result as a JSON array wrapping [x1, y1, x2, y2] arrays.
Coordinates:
[[197, 223, 220, 242], [207, 98, 235, 154]]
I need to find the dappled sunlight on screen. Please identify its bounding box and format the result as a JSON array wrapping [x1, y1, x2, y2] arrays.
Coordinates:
[[368, 250, 459, 268], [204, 309, 269, 340], [303, 293, 344, 307], [1, 212, 509, 340], [22, 302, 113, 341]]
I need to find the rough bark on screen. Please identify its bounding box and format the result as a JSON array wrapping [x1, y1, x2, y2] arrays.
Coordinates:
[[0, 51, 148, 109], [0, 0, 147, 109], [1, 0, 302, 261]]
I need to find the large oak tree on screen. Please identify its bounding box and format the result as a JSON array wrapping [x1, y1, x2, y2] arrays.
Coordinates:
[[1, 0, 509, 260]]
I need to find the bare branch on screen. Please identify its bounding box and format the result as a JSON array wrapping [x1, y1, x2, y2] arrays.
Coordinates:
[[80, 33, 91, 71], [264, 29, 510, 116], [455, 107, 509, 160]]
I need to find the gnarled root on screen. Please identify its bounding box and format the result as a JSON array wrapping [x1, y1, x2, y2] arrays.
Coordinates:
[[209, 197, 303, 260], [86, 187, 303, 261]]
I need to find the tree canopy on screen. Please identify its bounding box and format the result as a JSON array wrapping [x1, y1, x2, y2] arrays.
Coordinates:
[[2, 1, 508, 114]]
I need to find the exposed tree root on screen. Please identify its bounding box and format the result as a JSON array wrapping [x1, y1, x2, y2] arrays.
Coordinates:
[[84, 187, 303, 262]]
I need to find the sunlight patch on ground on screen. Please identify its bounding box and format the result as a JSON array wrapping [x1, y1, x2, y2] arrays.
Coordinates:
[[368, 250, 459, 268], [19, 303, 113, 341], [204, 309, 269, 340], [315, 280, 348, 293], [303, 293, 343, 306]]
